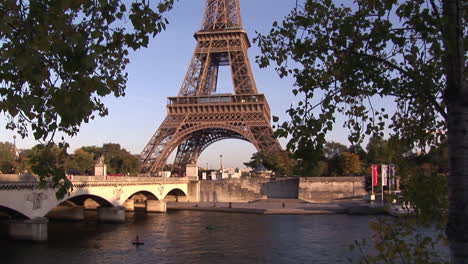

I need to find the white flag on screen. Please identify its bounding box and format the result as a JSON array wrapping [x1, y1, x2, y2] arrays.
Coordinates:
[[381, 164, 388, 186]]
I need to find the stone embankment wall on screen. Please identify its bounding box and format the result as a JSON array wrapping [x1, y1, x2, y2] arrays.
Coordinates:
[[299, 177, 367, 202], [199, 177, 367, 202], [199, 178, 299, 202]]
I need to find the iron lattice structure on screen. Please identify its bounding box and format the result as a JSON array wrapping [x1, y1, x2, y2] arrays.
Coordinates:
[[140, 0, 282, 175]]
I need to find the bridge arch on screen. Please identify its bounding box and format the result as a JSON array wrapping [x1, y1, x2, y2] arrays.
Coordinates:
[[67, 194, 114, 207], [123, 190, 159, 203], [41, 193, 114, 218], [162, 188, 188, 202], [0, 205, 29, 219], [152, 124, 258, 173]]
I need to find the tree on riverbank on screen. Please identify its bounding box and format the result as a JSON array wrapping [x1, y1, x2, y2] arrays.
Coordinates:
[[0, 142, 16, 173], [61, 143, 140, 175], [64, 148, 94, 175], [244, 150, 295, 176], [0, 0, 175, 196], [255, 0, 466, 262]]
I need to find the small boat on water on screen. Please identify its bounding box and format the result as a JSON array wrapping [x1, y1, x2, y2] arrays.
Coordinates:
[[386, 204, 415, 217]]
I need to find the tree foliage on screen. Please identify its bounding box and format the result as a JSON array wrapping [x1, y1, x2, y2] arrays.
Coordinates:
[[0, 141, 16, 173], [255, 0, 466, 158], [340, 151, 361, 176], [365, 136, 409, 165], [0, 0, 175, 196], [65, 148, 94, 175], [323, 141, 347, 159], [256, 0, 466, 261], [65, 143, 140, 175], [244, 150, 295, 176], [351, 170, 449, 263], [28, 144, 72, 199], [101, 143, 140, 174], [0, 0, 174, 141]]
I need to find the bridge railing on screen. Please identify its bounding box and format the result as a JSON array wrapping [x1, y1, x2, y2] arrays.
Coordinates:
[[0, 174, 198, 183], [0, 174, 38, 182], [70, 175, 195, 183]]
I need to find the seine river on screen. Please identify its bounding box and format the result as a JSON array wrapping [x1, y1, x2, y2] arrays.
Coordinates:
[[1, 211, 376, 264]]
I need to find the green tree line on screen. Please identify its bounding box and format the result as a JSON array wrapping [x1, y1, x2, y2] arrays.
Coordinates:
[[0, 142, 139, 175], [245, 136, 448, 178]]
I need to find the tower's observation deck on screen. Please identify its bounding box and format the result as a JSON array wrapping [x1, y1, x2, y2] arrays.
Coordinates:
[[167, 94, 271, 121]]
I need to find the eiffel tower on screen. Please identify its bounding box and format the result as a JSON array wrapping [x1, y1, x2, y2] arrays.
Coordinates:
[[140, 0, 282, 175]]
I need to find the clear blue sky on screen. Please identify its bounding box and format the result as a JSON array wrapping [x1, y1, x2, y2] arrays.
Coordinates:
[[0, 0, 359, 169]]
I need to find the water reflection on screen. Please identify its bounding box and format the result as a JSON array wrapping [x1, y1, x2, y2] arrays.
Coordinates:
[[1, 211, 375, 264]]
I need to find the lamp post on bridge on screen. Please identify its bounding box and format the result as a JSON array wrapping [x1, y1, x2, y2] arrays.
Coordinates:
[[13, 135, 21, 174], [219, 154, 223, 172]]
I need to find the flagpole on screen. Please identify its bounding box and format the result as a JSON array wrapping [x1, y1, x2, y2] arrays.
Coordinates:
[[381, 164, 384, 204], [371, 165, 377, 202]]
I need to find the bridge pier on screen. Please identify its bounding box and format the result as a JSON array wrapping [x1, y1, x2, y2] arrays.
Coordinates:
[[122, 200, 135, 211], [145, 200, 166, 213], [9, 217, 48, 242], [97, 206, 126, 223], [47, 206, 85, 221]]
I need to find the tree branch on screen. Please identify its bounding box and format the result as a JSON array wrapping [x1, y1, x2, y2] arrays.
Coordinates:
[[341, 49, 448, 120], [342, 49, 410, 75], [429, 0, 441, 19]]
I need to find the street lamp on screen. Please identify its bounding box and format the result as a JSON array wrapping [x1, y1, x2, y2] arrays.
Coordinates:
[[13, 135, 20, 174], [13, 135, 17, 159], [220, 154, 223, 171]]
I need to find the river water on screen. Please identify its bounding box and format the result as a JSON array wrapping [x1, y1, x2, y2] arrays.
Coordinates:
[[1, 211, 377, 264]]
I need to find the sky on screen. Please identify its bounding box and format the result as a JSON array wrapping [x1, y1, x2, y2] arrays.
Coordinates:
[[0, 0, 358, 169]]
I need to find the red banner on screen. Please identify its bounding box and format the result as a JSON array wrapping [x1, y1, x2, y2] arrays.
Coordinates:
[[372, 165, 379, 186]]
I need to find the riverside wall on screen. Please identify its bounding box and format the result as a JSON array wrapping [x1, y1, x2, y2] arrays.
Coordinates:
[[299, 177, 367, 202], [199, 178, 299, 202], [199, 177, 367, 202]]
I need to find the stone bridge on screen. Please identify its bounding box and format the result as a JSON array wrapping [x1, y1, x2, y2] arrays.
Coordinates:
[[0, 174, 200, 241]]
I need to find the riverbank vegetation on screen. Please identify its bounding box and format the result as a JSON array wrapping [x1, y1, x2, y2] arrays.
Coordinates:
[[255, 0, 465, 262], [246, 136, 448, 179], [0, 142, 140, 176]]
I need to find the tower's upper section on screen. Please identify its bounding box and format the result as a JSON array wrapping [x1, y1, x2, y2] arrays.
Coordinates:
[[176, 0, 257, 96], [201, 0, 243, 31]]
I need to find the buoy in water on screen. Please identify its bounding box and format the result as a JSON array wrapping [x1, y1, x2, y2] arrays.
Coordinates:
[[133, 235, 144, 246]]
